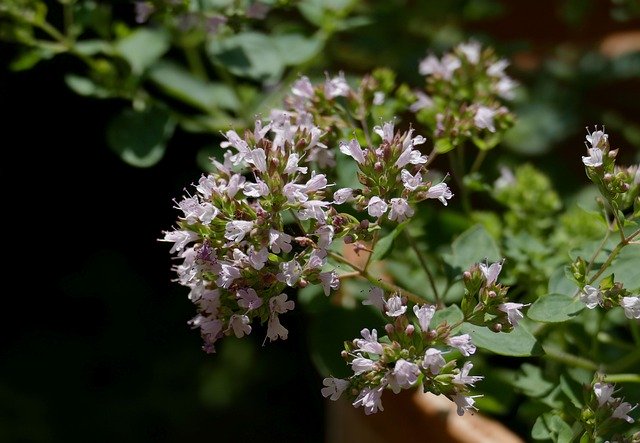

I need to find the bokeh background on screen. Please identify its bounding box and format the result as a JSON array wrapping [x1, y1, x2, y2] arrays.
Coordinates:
[[1, 0, 639, 441]]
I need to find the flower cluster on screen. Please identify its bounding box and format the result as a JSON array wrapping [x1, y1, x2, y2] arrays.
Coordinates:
[[162, 116, 345, 352], [409, 40, 516, 152], [321, 287, 482, 416], [593, 381, 637, 424], [579, 282, 640, 320]]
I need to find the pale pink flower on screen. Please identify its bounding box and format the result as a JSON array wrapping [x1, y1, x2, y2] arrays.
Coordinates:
[[367, 196, 388, 217], [413, 304, 436, 333], [388, 198, 414, 222], [385, 295, 407, 317], [447, 334, 476, 356], [321, 377, 349, 401], [339, 139, 366, 164], [422, 348, 446, 374], [354, 328, 384, 355]]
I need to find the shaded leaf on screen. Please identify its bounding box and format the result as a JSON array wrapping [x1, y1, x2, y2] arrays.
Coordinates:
[[209, 32, 284, 82], [512, 363, 554, 397], [446, 224, 501, 274], [370, 221, 409, 262], [115, 28, 170, 75], [460, 322, 542, 357], [272, 33, 323, 65], [528, 293, 584, 323]]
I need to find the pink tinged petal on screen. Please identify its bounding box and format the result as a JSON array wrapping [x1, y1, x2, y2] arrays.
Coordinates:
[[224, 220, 254, 243], [216, 263, 241, 288], [363, 287, 385, 311], [388, 198, 414, 222], [621, 296, 640, 319], [270, 293, 295, 315], [305, 173, 328, 193], [422, 348, 446, 374], [269, 229, 293, 254], [321, 377, 350, 401], [419, 54, 440, 76], [409, 91, 434, 112], [413, 304, 436, 332], [266, 314, 289, 341], [367, 196, 388, 217], [316, 225, 334, 250], [319, 271, 339, 296], [333, 187, 354, 204], [248, 247, 269, 270], [243, 178, 270, 197], [236, 288, 263, 311], [355, 328, 383, 355], [389, 359, 421, 393], [283, 183, 308, 203], [480, 261, 503, 285], [594, 382, 615, 407], [385, 295, 407, 317], [162, 230, 200, 254], [292, 76, 314, 99], [458, 40, 481, 64], [284, 153, 307, 174], [447, 334, 476, 356], [612, 402, 637, 423], [373, 91, 385, 105], [401, 169, 422, 190], [488, 59, 509, 77], [426, 182, 453, 206], [373, 121, 394, 143], [229, 314, 252, 338], [324, 72, 350, 99], [580, 285, 602, 309], [498, 302, 528, 326], [339, 139, 366, 164], [453, 362, 484, 387], [582, 147, 603, 167], [226, 174, 245, 198], [586, 129, 608, 149], [474, 106, 497, 132], [452, 393, 478, 416], [353, 386, 385, 415], [247, 148, 267, 172], [351, 357, 376, 375]]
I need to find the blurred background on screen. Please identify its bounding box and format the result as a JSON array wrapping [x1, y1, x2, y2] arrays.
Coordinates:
[[1, 0, 639, 441]]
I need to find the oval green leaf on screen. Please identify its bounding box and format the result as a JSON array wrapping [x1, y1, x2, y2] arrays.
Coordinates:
[[460, 322, 542, 357], [528, 293, 584, 323]]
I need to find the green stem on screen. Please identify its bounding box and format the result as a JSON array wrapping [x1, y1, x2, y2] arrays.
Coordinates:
[[585, 228, 611, 275], [183, 46, 208, 81], [403, 230, 441, 307], [603, 373, 640, 384], [448, 149, 471, 215], [470, 149, 487, 174], [543, 346, 598, 371], [328, 251, 425, 304]]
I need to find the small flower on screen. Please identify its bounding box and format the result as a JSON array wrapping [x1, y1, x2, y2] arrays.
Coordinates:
[[229, 314, 252, 338], [291, 76, 314, 100], [410, 91, 434, 112], [594, 382, 615, 406], [319, 271, 339, 296], [373, 121, 395, 143], [352, 356, 376, 375], [479, 260, 503, 285], [216, 263, 241, 288], [388, 198, 414, 222], [385, 295, 407, 317], [367, 196, 388, 217], [224, 220, 254, 243], [452, 393, 478, 416], [373, 91, 385, 105], [162, 230, 199, 254], [586, 128, 608, 149], [401, 169, 423, 191], [339, 139, 366, 164], [305, 173, 328, 193], [458, 40, 481, 64], [474, 106, 497, 132], [447, 334, 476, 356], [333, 188, 354, 204], [237, 288, 263, 311], [284, 153, 308, 175], [269, 229, 293, 254], [453, 362, 483, 387], [321, 377, 350, 401], [354, 328, 384, 355], [580, 285, 602, 309], [248, 247, 269, 270], [612, 401, 637, 423], [244, 178, 269, 197], [266, 314, 289, 341], [620, 296, 640, 319], [426, 182, 453, 206], [325, 72, 350, 99], [277, 260, 302, 287], [353, 386, 385, 415], [422, 348, 446, 374], [389, 359, 421, 393], [498, 302, 528, 326], [247, 148, 267, 172], [582, 147, 603, 168], [363, 287, 385, 311], [413, 304, 436, 333]]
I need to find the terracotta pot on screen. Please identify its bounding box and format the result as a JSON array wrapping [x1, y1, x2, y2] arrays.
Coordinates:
[[326, 388, 523, 443]]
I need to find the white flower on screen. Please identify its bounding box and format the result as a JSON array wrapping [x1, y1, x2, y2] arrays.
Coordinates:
[[292, 76, 314, 99], [248, 247, 269, 270], [216, 263, 241, 288], [367, 196, 388, 217], [494, 166, 516, 190], [373, 121, 395, 143], [229, 314, 252, 338], [388, 359, 421, 393], [316, 225, 334, 250], [373, 91, 385, 105], [243, 178, 269, 197], [321, 377, 349, 401], [458, 40, 481, 64], [452, 393, 478, 416], [305, 173, 328, 193], [226, 174, 245, 198], [401, 169, 423, 191], [324, 72, 350, 99], [409, 91, 434, 112], [580, 285, 602, 309], [474, 106, 497, 132], [582, 147, 603, 167], [498, 302, 528, 326], [269, 229, 293, 254], [224, 220, 254, 243], [270, 293, 295, 315], [196, 289, 221, 314], [199, 202, 219, 224], [480, 260, 503, 285], [283, 183, 308, 203], [447, 334, 476, 356], [354, 328, 384, 355], [297, 200, 330, 223], [319, 271, 339, 296], [612, 402, 637, 423], [266, 314, 289, 341], [426, 182, 453, 206], [277, 260, 302, 286], [495, 76, 517, 100], [385, 295, 407, 317], [440, 54, 461, 79], [339, 139, 366, 164], [284, 153, 308, 174], [247, 148, 267, 172], [422, 348, 446, 374], [620, 296, 640, 319], [594, 382, 615, 406], [353, 386, 385, 415], [333, 187, 354, 204], [419, 54, 441, 76], [236, 288, 263, 311], [586, 129, 608, 149], [488, 59, 509, 77], [162, 230, 199, 254], [189, 315, 223, 339], [363, 287, 385, 311], [388, 198, 414, 222], [413, 304, 436, 333], [453, 362, 483, 387], [352, 356, 376, 375]]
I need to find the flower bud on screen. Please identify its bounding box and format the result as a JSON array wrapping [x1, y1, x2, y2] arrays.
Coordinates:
[[492, 323, 502, 332], [344, 235, 355, 244], [385, 323, 395, 335], [405, 324, 415, 336], [374, 162, 383, 172], [359, 219, 370, 230]]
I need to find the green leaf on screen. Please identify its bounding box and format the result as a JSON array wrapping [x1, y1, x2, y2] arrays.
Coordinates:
[[272, 33, 323, 65], [148, 61, 240, 112], [512, 363, 554, 398], [74, 39, 112, 56], [434, 137, 454, 153], [559, 374, 583, 408], [528, 293, 584, 323], [65, 75, 113, 98], [106, 106, 175, 167], [432, 304, 463, 328], [209, 32, 284, 82], [460, 322, 542, 357], [532, 413, 573, 442], [10, 47, 55, 71], [607, 243, 640, 290], [370, 221, 409, 262], [447, 224, 501, 273], [115, 28, 170, 75], [548, 266, 577, 296]]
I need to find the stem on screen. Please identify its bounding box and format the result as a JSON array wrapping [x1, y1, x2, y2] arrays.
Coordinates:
[[423, 148, 439, 168], [584, 227, 611, 275], [362, 219, 381, 271], [328, 251, 426, 304], [588, 242, 625, 285], [448, 149, 471, 214], [543, 346, 598, 371], [603, 373, 640, 384], [183, 46, 208, 81], [338, 271, 360, 280], [403, 230, 441, 307], [470, 149, 487, 174]]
